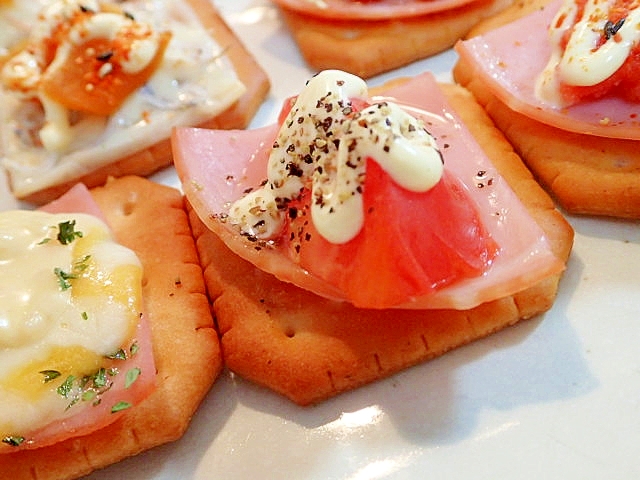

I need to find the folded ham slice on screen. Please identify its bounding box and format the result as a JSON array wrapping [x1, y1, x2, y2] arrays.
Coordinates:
[[455, 0, 640, 139], [172, 72, 565, 310]]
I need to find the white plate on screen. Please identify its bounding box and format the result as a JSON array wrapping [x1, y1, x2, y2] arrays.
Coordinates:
[[4, 1, 640, 478]]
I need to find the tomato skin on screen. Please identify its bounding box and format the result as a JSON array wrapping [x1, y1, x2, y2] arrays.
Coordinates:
[[561, 46, 640, 104], [284, 158, 499, 309]]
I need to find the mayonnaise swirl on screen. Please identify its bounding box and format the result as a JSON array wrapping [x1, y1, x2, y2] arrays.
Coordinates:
[[536, 0, 640, 106], [228, 70, 444, 245]]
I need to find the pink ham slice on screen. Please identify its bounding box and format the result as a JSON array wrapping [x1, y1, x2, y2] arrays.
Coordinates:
[[172, 72, 564, 310], [455, 0, 640, 139], [0, 184, 156, 453], [272, 0, 481, 20]]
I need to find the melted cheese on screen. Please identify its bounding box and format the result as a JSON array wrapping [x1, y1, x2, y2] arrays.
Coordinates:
[[228, 70, 443, 244], [0, 210, 142, 439], [0, 0, 245, 197]]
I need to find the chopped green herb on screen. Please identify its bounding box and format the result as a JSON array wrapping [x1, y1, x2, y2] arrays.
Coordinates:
[[54, 267, 77, 290], [106, 348, 127, 360], [37, 237, 52, 245], [125, 367, 141, 388], [56, 375, 75, 398], [2, 435, 25, 447], [73, 254, 91, 272], [129, 342, 139, 356], [111, 401, 132, 413], [92, 368, 108, 389], [53, 255, 91, 291], [81, 390, 97, 402], [39, 370, 61, 383], [81, 311, 89, 320], [57, 220, 83, 245]]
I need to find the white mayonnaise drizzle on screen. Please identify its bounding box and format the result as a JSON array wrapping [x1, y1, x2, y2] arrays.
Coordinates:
[[228, 70, 444, 245], [536, 0, 640, 106]]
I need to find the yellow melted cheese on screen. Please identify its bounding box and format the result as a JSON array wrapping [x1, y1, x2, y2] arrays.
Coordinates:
[[0, 210, 142, 439]]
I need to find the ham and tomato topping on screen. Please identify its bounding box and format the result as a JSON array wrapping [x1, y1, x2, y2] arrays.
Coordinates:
[[455, 0, 640, 138], [0, 184, 154, 452], [173, 70, 564, 310]]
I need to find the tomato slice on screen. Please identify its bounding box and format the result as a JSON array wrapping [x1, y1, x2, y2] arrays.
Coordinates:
[[173, 72, 564, 311], [284, 158, 498, 309]]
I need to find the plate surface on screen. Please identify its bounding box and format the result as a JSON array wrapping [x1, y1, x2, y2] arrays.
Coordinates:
[[3, 1, 639, 479]]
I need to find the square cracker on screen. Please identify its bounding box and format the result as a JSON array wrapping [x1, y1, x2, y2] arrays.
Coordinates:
[[188, 83, 574, 406], [0, 176, 221, 479], [453, 0, 640, 219], [20, 0, 270, 205], [276, 0, 513, 79]]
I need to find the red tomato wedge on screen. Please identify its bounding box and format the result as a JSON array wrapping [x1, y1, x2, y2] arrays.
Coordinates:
[[172, 72, 564, 310], [0, 184, 155, 453], [284, 163, 498, 309], [558, 0, 640, 105], [272, 0, 480, 20], [455, 0, 640, 139]]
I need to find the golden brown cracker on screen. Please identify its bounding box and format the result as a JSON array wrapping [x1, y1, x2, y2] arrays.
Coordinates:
[[189, 83, 573, 406], [277, 0, 513, 79], [18, 0, 270, 205], [0, 176, 221, 479], [454, 0, 640, 219]]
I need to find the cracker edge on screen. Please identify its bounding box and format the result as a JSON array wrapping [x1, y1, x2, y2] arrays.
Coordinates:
[[277, 0, 513, 78], [0, 176, 222, 480]]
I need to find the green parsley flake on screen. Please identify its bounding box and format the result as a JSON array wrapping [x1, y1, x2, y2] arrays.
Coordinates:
[[53, 255, 91, 291], [2, 435, 25, 447], [56, 375, 75, 398], [54, 267, 77, 290], [92, 368, 108, 389], [39, 370, 61, 383], [57, 220, 83, 245], [125, 367, 141, 388], [111, 401, 132, 413], [107, 348, 127, 360]]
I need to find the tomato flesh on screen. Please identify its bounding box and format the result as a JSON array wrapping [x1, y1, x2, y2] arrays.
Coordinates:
[[560, 0, 640, 104], [283, 158, 499, 309]]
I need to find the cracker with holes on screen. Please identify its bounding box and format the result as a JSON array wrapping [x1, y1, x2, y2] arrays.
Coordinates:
[[174, 71, 573, 405], [0, 0, 269, 204], [270, 0, 515, 79], [0, 176, 220, 479], [453, 0, 640, 218]]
